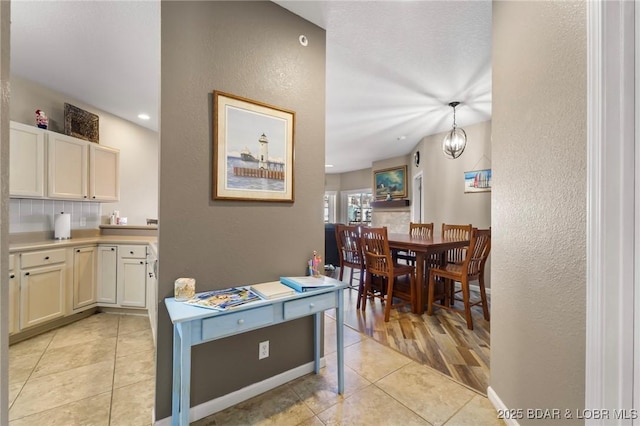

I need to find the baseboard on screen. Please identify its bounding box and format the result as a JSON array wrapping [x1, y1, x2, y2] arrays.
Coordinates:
[[154, 358, 325, 425], [487, 386, 520, 426]]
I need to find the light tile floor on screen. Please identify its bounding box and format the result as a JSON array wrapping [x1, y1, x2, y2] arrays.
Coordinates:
[[8, 312, 502, 425]]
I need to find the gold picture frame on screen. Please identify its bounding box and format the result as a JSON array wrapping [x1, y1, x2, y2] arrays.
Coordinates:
[[213, 91, 295, 202], [373, 165, 407, 199]]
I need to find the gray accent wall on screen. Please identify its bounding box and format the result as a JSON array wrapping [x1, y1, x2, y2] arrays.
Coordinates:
[[158, 1, 325, 420], [491, 1, 586, 422]]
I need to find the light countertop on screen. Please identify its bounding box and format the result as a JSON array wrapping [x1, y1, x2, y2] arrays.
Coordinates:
[[10, 235, 156, 253]]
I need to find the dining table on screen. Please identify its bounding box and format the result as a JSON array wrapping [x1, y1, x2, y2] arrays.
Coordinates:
[[386, 233, 470, 314]]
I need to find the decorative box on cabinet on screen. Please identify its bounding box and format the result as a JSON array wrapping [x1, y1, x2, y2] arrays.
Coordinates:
[[72, 246, 97, 310], [9, 121, 46, 198], [19, 249, 66, 329]]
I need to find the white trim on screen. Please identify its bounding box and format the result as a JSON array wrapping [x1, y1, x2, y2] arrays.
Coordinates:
[[586, 0, 636, 422], [154, 359, 325, 425], [412, 171, 423, 223], [635, 0, 640, 418], [487, 386, 520, 426]]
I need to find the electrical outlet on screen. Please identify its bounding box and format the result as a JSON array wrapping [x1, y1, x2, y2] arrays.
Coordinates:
[[259, 340, 269, 359], [80, 217, 86, 227]]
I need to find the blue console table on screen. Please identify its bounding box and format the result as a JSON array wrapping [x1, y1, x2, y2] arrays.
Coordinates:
[[164, 280, 347, 425]]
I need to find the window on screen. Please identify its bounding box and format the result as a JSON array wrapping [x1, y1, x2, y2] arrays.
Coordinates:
[[324, 191, 337, 223], [341, 190, 373, 225]]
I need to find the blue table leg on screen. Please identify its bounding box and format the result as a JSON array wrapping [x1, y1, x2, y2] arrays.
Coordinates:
[[314, 312, 321, 374], [179, 321, 192, 425], [337, 289, 344, 394], [172, 325, 180, 426]]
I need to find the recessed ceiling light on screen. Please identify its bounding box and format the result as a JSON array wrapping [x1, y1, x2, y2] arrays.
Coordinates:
[[138, 113, 150, 120], [325, 164, 334, 168]]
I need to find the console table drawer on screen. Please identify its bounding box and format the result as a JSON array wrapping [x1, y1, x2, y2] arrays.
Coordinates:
[[202, 305, 274, 340], [284, 292, 335, 319]]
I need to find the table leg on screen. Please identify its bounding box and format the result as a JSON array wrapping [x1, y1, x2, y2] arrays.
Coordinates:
[[414, 252, 426, 314], [314, 312, 321, 374], [179, 322, 192, 426], [172, 325, 181, 426], [336, 289, 345, 394]]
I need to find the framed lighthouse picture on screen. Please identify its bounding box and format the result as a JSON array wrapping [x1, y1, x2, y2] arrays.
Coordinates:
[[213, 91, 295, 202]]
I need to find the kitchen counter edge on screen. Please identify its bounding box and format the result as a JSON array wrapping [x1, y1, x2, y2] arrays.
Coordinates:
[[10, 235, 157, 253]]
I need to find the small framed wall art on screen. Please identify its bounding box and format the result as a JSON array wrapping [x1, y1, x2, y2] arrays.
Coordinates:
[[464, 169, 492, 193], [213, 91, 295, 202]]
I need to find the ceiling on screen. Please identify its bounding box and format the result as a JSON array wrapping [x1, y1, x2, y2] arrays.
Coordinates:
[[10, 1, 491, 174]]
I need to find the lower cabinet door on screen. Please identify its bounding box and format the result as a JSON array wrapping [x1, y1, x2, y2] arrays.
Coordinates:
[[117, 258, 146, 308], [97, 246, 118, 304], [21, 264, 65, 329], [73, 246, 97, 310]]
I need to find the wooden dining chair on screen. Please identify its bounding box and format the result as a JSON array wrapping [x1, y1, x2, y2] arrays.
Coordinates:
[[335, 224, 365, 290], [360, 226, 416, 322], [396, 222, 434, 265], [427, 228, 491, 329], [441, 223, 473, 265]]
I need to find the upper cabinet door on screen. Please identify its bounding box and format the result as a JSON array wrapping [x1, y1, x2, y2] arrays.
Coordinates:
[[10, 121, 46, 198], [48, 133, 88, 200], [89, 144, 120, 201]]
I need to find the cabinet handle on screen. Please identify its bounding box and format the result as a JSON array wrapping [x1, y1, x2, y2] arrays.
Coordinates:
[[149, 272, 153, 277], [92, 196, 96, 199], [130, 251, 134, 255], [9, 274, 15, 279], [140, 261, 144, 265], [76, 249, 80, 253], [111, 248, 115, 251], [237, 319, 244, 325], [83, 195, 87, 199], [25, 272, 30, 276], [44, 256, 50, 260]]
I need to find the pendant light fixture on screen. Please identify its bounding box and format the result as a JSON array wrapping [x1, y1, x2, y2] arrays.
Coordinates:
[[442, 101, 467, 159]]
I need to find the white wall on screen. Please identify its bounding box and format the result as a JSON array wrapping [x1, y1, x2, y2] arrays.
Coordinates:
[[491, 1, 586, 420], [10, 76, 159, 226]]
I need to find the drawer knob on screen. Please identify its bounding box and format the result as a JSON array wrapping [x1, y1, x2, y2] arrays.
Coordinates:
[[44, 256, 50, 260], [111, 248, 115, 251], [130, 251, 134, 254], [25, 272, 30, 276], [9, 274, 15, 279], [237, 319, 245, 325], [140, 261, 144, 265]]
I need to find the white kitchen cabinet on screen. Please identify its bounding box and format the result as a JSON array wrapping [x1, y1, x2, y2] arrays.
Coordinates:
[[9, 254, 18, 335], [89, 144, 120, 201], [9, 121, 46, 198], [116, 245, 147, 308], [20, 249, 66, 329], [73, 246, 97, 310], [97, 245, 118, 304], [47, 132, 88, 200], [47, 129, 120, 202]]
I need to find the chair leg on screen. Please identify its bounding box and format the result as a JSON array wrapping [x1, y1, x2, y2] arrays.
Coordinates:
[[359, 271, 371, 311], [479, 275, 490, 321], [339, 264, 344, 281], [349, 266, 354, 285], [461, 278, 473, 330]]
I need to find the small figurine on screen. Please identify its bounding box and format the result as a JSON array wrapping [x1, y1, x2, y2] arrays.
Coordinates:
[[35, 109, 48, 129], [312, 250, 322, 277]]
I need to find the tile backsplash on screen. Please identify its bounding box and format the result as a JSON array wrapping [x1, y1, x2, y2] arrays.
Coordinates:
[[10, 199, 102, 234]]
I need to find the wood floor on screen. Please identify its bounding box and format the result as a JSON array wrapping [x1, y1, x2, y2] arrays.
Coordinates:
[[326, 272, 490, 395]]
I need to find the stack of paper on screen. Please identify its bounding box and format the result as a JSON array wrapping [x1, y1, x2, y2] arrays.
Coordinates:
[[250, 281, 296, 300], [280, 276, 341, 292]]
